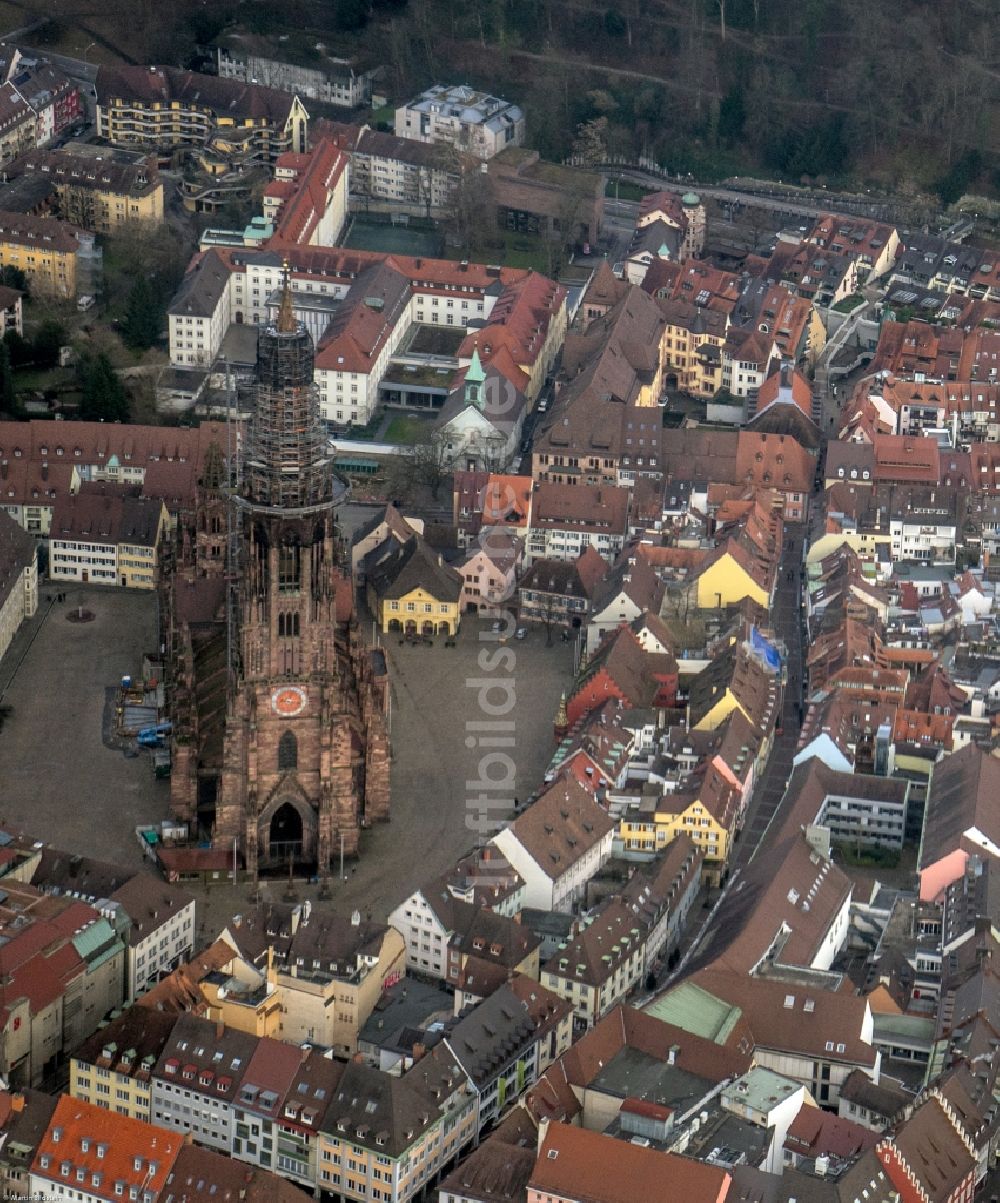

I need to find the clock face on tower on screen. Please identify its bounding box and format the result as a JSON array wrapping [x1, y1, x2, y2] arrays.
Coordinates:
[[271, 686, 307, 717]]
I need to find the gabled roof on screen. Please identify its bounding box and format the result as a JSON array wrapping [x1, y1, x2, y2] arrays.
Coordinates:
[[366, 533, 462, 603], [880, 1096, 975, 1201], [571, 625, 678, 715], [785, 1105, 878, 1160], [502, 777, 614, 882], [543, 897, 647, 988], [590, 549, 665, 617], [322, 1059, 439, 1157], [676, 969, 877, 1068], [446, 983, 538, 1087], [684, 834, 852, 976]]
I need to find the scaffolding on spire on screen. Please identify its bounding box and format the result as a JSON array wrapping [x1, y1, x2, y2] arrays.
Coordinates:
[[236, 281, 348, 516], [277, 259, 296, 334]]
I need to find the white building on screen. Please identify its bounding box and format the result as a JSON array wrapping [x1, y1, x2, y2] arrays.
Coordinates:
[[889, 491, 958, 565], [216, 37, 374, 108], [110, 874, 196, 1004], [388, 887, 455, 980], [168, 248, 234, 369], [347, 127, 458, 211], [719, 1069, 809, 1175], [491, 779, 615, 912], [394, 85, 524, 160], [151, 1017, 256, 1152]]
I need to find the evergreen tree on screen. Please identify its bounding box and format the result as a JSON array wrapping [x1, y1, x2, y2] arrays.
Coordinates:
[[78, 352, 130, 423], [0, 265, 28, 296], [122, 276, 160, 351], [32, 320, 65, 370], [0, 342, 16, 416], [3, 329, 31, 369]]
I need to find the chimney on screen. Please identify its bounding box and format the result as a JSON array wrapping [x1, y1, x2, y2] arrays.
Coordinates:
[[216, 1021, 224, 1040], [10, 1093, 24, 1113], [352, 1052, 365, 1064], [412, 1043, 426, 1062], [668, 1044, 680, 1065]]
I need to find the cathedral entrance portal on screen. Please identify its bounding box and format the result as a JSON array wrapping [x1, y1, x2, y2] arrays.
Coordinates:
[[268, 801, 304, 864]]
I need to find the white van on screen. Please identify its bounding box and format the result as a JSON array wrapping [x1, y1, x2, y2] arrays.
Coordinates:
[[77, 295, 95, 311]]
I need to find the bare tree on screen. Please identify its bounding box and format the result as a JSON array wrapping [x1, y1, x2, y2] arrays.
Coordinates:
[[540, 589, 562, 647]]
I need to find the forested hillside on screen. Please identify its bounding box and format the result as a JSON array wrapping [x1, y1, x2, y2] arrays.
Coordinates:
[[31, 0, 1000, 198]]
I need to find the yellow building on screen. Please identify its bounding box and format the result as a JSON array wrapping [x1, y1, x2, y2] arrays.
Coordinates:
[[661, 303, 728, 397], [806, 529, 891, 566], [0, 210, 88, 298], [70, 1008, 178, 1122], [695, 543, 773, 610], [316, 1055, 476, 1203], [199, 951, 283, 1038], [220, 911, 407, 1057], [367, 534, 463, 637], [97, 65, 308, 161], [14, 149, 165, 234], [619, 786, 733, 886]]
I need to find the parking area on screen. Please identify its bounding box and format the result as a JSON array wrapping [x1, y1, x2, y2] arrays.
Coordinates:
[[194, 613, 575, 935], [0, 586, 168, 868]]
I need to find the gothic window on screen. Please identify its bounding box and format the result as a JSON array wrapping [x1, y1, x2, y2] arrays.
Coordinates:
[[278, 539, 301, 592], [278, 613, 300, 637], [278, 730, 297, 771]]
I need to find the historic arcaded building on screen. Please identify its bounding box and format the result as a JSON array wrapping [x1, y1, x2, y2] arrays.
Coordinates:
[[164, 282, 389, 878]]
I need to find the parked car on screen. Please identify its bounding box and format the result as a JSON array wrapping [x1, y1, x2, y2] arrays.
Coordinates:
[[515, 627, 528, 639]]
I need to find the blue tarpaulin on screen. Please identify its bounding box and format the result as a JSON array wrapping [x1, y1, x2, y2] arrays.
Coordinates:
[[750, 625, 782, 672]]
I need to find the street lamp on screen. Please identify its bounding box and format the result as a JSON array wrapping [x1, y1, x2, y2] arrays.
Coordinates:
[[82, 42, 96, 64]]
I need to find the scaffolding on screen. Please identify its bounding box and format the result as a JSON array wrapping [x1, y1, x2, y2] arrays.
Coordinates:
[[238, 310, 342, 515]]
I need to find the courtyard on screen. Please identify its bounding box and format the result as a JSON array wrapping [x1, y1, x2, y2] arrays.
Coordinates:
[[0, 586, 168, 869]]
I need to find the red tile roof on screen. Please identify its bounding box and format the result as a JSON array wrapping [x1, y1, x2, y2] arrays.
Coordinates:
[[32, 1095, 184, 1203], [529, 1122, 730, 1203]]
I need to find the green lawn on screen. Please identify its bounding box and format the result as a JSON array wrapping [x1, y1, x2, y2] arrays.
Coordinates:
[[605, 178, 653, 202], [383, 415, 431, 444]]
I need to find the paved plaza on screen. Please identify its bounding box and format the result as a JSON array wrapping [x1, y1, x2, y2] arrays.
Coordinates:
[[0, 586, 168, 868]]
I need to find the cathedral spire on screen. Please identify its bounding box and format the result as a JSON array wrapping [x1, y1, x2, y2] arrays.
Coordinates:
[[277, 260, 296, 333]]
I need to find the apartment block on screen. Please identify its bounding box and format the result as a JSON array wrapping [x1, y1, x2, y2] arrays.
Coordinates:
[[395, 85, 524, 160]]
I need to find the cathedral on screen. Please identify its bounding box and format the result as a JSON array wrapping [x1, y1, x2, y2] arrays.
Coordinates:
[[163, 280, 390, 879]]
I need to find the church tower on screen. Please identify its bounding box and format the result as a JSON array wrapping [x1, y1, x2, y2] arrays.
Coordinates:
[[208, 271, 385, 880]]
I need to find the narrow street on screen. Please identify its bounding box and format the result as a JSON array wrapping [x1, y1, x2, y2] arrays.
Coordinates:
[[732, 522, 806, 871]]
